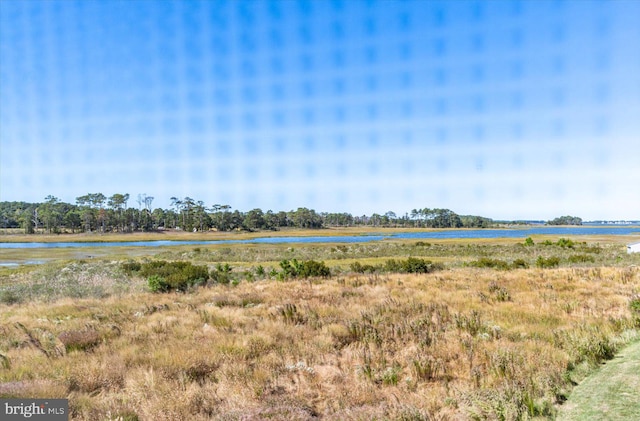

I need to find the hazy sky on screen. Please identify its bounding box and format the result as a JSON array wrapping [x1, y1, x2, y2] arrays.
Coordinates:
[[1, 0, 639, 220]]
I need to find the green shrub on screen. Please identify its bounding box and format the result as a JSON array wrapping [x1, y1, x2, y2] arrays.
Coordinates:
[[279, 259, 331, 279], [511, 259, 529, 269], [211, 263, 232, 284], [384, 257, 443, 274], [556, 238, 575, 248], [298, 260, 331, 278], [279, 259, 299, 278], [350, 261, 380, 273], [140, 260, 209, 292], [147, 275, 168, 292], [541, 238, 575, 248], [121, 261, 142, 275], [524, 237, 534, 246], [536, 256, 560, 268]]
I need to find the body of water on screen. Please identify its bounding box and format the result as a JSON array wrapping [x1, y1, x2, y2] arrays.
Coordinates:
[[1, 227, 639, 249]]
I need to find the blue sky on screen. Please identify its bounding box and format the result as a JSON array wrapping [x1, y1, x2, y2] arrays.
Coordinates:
[[1, 0, 639, 220]]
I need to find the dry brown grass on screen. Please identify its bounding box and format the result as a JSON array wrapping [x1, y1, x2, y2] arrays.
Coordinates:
[[1, 266, 639, 420]]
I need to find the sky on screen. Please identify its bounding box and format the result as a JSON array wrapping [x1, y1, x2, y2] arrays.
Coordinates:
[[1, 0, 639, 220]]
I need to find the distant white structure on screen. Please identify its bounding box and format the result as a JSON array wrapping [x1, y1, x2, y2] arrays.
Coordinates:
[[627, 242, 640, 254]]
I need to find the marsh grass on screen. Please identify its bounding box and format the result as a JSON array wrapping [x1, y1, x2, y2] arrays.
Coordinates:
[[0, 261, 145, 304], [1, 261, 639, 419], [1, 237, 639, 419]]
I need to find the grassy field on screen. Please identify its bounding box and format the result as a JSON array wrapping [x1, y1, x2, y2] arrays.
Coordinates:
[[557, 339, 640, 420], [1, 235, 639, 420]]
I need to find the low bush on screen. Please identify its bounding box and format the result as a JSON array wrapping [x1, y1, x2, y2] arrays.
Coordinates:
[[350, 258, 443, 274], [511, 259, 529, 269], [120, 261, 141, 275], [279, 259, 331, 279], [536, 256, 561, 269], [556, 238, 576, 248], [385, 257, 443, 274], [139, 261, 209, 292], [210, 263, 232, 285], [350, 261, 380, 273]]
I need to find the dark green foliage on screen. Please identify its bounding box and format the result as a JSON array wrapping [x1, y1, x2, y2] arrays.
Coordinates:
[[279, 259, 298, 278], [298, 259, 331, 278], [536, 256, 561, 268], [384, 257, 443, 274], [556, 238, 576, 248], [459, 215, 493, 228], [210, 263, 232, 284], [279, 259, 331, 279], [2, 197, 494, 232], [140, 260, 209, 292], [547, 215, 583, 226], [120, 261, 142, 275], [351, 258, 444, 274], [541, 238, 576, 248], [350, 262, 379, 273], [524, 237, 534, 246], [383, 259, 402, 272]]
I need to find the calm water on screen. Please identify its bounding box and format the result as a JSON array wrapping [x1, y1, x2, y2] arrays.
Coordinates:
[[1, 227, 639, 249]]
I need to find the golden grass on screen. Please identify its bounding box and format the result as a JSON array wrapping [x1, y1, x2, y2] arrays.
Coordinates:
[[1, 266, 639, 420]]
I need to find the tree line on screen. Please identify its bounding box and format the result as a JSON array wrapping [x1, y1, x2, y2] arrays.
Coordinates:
[[0, 194, 494, 234], [546, 215, 583, 226]]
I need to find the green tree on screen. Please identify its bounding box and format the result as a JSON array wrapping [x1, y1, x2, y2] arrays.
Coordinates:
[[108, 193, 129, 232], [39, 195, 63, 233], [16, 207, 34, 234], [547, 216, 582, 226], [76, 193, 106, 232], [290, 207, 322, 228], [244, 208, 265, 230]]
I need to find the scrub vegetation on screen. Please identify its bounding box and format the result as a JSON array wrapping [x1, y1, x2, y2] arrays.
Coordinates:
[[1, 236, 639, 420]]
